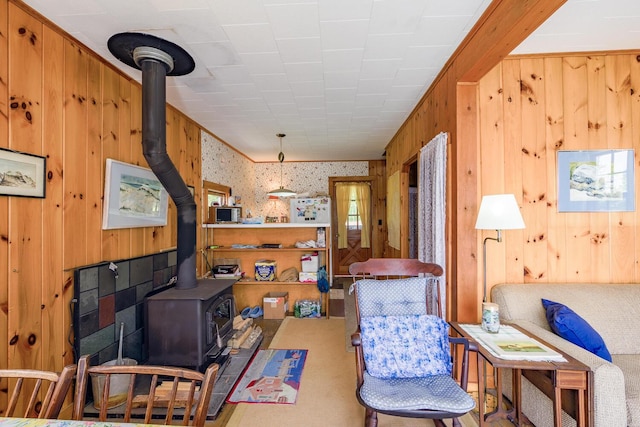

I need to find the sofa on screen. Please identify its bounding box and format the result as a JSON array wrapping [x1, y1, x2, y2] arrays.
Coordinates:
[[491, 283, 640, 427]]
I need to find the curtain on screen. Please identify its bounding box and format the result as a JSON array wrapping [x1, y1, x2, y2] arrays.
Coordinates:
[[418, 132, 448, 318], [353, 183, 371, 248], [335, 183, 351, 249]]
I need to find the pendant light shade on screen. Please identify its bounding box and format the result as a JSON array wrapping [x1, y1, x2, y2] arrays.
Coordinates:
[[268, 133, 296, 198]]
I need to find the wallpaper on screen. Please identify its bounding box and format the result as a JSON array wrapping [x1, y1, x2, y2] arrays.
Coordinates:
[[201, 131, 369, 218]]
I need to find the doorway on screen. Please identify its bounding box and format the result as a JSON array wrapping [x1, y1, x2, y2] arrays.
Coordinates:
[[329, 177, 374, 276]]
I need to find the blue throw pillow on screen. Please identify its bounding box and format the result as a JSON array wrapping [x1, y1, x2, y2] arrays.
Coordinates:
[[541, 299, 612, 362]]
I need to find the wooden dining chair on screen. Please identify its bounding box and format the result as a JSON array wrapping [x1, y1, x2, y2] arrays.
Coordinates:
[[72, 355, 218, 426], [349, 258, 475, 427], [0, 364, 77, 419]]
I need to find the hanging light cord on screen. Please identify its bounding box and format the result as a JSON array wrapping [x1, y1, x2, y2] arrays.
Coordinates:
[[277, 133, 285, 188]]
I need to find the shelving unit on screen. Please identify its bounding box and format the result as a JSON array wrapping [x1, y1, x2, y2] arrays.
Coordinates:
[[202, 223, 331, 316]]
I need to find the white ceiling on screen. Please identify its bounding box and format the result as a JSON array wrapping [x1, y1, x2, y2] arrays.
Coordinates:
[[20, 0, 640, 162]]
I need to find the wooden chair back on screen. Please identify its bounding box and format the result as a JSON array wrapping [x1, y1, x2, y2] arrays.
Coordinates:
[[72, 355, 218, 427], [1, 364, 76, 419], [349, 258, 444, 317]]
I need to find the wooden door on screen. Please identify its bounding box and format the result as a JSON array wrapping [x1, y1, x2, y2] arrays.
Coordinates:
[[329, 177, 374, 276]]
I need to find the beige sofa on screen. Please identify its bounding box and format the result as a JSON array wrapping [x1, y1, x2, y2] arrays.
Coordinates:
[[491, 283, 640, 427]]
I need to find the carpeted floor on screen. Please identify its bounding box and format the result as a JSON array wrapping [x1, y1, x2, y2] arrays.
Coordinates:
[[225, 317, 478, 427]]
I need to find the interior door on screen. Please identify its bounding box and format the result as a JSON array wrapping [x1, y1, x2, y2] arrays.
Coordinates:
[[330, 177, 373, 276]]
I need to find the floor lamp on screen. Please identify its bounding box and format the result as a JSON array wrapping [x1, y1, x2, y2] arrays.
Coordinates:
[[475, 194, 525, 331]]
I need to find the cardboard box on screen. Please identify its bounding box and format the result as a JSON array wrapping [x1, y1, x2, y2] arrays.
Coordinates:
[[300, 252, 318, 272], [263, 292, 289, 319], [255, 259, 276, 281], [299, 272, 318, 283]]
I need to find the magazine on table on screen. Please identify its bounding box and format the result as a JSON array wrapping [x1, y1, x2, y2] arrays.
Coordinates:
[[459, 324, 566, 362]]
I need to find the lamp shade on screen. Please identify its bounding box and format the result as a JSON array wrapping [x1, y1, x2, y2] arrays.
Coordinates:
[[268, 187, 296, 198], [475, 194, 525, 230]]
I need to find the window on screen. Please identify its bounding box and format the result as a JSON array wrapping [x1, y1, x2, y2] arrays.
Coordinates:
[[346, 197, 362, 230], [203, 180, 231, 223]]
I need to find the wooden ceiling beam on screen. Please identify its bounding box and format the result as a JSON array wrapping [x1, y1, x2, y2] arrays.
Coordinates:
[[453, 0, 567, 82]]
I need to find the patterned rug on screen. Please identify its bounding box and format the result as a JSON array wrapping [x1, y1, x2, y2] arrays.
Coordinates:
[[227, 349, 308, 404]]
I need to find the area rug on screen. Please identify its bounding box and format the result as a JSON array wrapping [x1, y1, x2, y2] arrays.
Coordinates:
[[225, 317, 478, 427], [227, 348, 308, 404]]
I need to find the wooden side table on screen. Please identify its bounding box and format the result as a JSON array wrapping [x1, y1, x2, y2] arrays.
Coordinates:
[[450, 322, 592, 427]]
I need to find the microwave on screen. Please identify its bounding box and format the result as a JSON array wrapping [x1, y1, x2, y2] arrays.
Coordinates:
[[210, 206, 242, 223]]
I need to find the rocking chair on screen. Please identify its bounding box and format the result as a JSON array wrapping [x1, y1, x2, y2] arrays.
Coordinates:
[[349, 258, 475, 427]]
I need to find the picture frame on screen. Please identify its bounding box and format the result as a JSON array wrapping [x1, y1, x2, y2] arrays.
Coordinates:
[[557, 149, 635, 212], [102, 159, 169, 229], [0, 148, 46, 198]]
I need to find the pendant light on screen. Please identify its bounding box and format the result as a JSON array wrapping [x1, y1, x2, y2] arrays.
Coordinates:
[[267, 133, 296, 198]]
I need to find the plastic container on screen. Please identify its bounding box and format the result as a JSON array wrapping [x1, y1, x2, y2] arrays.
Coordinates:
[[90, 358, 138, 409]]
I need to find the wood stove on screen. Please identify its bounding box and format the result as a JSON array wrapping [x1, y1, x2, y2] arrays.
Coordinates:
[[145, 278, 236, 372]]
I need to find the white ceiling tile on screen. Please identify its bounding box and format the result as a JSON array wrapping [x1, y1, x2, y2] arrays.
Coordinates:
[[368, 0, 425, 35], [222, 24, 277, 53], [207, 65, 253, 83], [208, 0, 269, 25], [277, 37, 323, 63], [290, 80, 325, 97], [266, 3, 320, 39], [21, 0, 628, 161], [296, 96, 325, 109], [253, 74, 291, 91], [324, 71, 359, 89], [322, 49, 364, 72], [364, 33, 412, 60], [360, 59, 402, 79], [318, 0, 373, 21], [262, 90, 295, 104], [239, 52, 285, 73], [284, 62, 324, 82], [325, 88, 357, 103], [320, 20, 369, 50], [189, 41, 242, 67]]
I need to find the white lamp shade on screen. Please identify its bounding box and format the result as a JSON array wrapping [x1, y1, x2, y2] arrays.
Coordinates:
[[267, 187, 296, 198], [475, 194, 525, 230]]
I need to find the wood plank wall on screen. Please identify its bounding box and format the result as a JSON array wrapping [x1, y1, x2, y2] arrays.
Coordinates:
[[0, 0, 203, 393], [479, 53, 640, 287], [386, 51, 640, 324]]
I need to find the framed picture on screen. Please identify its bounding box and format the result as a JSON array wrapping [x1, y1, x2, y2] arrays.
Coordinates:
[[558, 149, 635, 212], [102, 159, 169, 229], [0, 148, 46, 198]]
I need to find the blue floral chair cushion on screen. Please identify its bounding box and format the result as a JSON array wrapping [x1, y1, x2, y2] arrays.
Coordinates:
[[359, 314, 452, 379]]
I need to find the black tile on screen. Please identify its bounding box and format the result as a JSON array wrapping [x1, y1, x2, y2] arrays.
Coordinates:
[[153, 269, 165, 287], [115, 261, 130, 292], [135, 281, 153, 303], [130, 256, 153, 286], [78, 267, 99, 292], [153, 252, 168, 271], [168, 250, 177, 267], [114, 305, 136, 338], [78, 289, 98, 316], [115, 287, 136, 312], [98, 264, 116, 297], [79, 310, 99, 339]]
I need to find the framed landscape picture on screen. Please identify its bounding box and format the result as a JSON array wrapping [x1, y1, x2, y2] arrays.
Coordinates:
[[558, 149, 635, 212], [0, 148, 46, 198], [102, 159, 169, 229]]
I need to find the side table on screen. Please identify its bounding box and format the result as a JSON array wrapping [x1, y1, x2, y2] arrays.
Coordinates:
[[450, 322, 592, 427]]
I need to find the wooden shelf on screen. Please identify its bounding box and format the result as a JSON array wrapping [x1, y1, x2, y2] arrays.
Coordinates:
[[201, 223, 331, 316], [204, 222, 330, 229], [205, 247, 327, 252], [234, 280, 319, 285]]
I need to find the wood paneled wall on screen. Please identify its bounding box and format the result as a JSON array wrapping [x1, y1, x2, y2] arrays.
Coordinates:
[[479, 53, 640, 288], [0, 0, 203, 387]]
